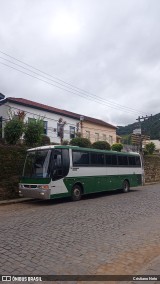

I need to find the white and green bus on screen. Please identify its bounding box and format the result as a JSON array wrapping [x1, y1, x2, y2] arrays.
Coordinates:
[[19, 145, 142, 201]]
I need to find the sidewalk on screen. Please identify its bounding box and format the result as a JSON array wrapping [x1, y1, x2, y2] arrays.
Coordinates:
[[128, 255, 160, 284]]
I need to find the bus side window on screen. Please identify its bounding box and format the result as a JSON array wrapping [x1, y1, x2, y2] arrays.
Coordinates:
[[128, 156, 136, 166], [117, 155, 128, 166], [91, 153, 104, 166], [72, 151, 89, 166], [105, 154, 112, 165], [111, 155, 117, 165]]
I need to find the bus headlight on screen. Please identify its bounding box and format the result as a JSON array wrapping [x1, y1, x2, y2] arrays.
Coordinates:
[[37, 185, 49, 190]]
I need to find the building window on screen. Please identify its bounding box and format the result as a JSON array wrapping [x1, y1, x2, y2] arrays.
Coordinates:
[[102, 134, 106, 141], [70, 126, 75, 139], [109, 135, 113, 145], [95, 133, 99, 142], [85, 131, 90, 139]]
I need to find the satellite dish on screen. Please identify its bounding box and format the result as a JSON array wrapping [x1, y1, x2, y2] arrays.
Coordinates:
[[0, 93, 5, 100]]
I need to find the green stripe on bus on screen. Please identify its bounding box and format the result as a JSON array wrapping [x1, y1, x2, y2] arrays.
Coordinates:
[[63, 174, 142, 194]]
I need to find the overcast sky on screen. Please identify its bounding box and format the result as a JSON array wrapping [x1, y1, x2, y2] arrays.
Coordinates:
[[0, 0, 160, 126]]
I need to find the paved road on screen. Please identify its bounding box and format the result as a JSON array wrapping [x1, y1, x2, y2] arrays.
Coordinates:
[[0, 184, 160, 280]]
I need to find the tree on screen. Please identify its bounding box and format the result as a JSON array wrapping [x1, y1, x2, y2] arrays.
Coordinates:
[[57, 117, 66, 144], [4, 117, 24, 145], [70, 137, 91, 148], [111, 143, 123, 152], [92, 141, 111, 150], [24, 119, 44, 147], [41, 135, 50, 146], [144, 142, 156, 155]]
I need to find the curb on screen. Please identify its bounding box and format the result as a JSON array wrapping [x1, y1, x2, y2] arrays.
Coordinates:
[[0, 198, 33, 205]]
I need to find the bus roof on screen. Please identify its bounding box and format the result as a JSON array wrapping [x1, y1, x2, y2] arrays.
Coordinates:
[[27, 145, 140, 156]]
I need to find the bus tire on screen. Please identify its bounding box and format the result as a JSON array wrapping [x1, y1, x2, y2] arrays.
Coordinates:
[[71, 185, 82, 201], [122, 180, 130, 193]]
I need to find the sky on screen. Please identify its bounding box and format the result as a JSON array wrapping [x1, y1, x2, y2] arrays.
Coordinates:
[[0, 0, 160, 126]]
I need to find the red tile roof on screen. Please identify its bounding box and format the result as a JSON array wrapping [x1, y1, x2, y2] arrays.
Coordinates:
[[3, 97, 117, 129]]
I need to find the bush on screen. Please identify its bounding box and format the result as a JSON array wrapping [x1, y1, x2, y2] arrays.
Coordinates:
[[92, 141, 111, 150], [41, 135, 50, 146], [144, 142, 156, 155], [24, 119, 44, 147], [0, 138, 5, 145], [62, 140, 69, 145], [4, 118, 24, 145], [111, 143, 123, 152], [70, 137, 91, 148], [0, 145, 27, 200]]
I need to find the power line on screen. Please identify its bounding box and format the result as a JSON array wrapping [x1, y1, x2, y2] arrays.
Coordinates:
[[0, 61, 144, 116], [0, 50, 147, 115]]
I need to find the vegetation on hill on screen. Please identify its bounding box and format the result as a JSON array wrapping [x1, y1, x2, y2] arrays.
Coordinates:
[[117, 113, 160, 140]]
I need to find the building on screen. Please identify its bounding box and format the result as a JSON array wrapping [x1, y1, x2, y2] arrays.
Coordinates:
[[80, 116, 117, 144], [0, 96, 117, 145]]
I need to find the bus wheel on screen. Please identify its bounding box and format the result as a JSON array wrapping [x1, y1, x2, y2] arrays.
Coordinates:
[[122, 180, 130, 193], [71, 185, 82, 201]]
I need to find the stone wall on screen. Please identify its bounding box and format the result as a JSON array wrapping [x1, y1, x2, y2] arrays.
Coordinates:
[[0, 145, 27, 200], [144, 155, 160, 184]]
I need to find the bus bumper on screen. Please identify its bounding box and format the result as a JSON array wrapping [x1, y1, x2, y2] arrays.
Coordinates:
[[19, 184, 50, 200]]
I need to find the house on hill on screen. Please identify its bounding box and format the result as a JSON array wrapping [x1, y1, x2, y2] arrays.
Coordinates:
[[0, 97, 117, 145]]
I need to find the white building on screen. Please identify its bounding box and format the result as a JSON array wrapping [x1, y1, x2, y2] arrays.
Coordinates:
[[0, 97, 80, 143], [0, 96, 117, 144]]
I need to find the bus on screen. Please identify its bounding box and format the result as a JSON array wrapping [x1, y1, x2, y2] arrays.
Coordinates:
[[19, 145, 142, 201]]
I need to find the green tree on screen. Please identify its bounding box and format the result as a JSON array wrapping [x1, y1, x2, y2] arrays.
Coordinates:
[[121, 134, 132, 145], [4, 117, 24, 145], [144, 142, 156, 155], [92, 141, 111, 150], [24, 119, 44, 147], [41, 135, 50, 146], [111, 143, 123, 152], [70, 137, 91, 148]]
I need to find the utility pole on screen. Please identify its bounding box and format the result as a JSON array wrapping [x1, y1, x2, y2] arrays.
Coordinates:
[[136, 115, 152, 153], [136, 115, 152, 185]]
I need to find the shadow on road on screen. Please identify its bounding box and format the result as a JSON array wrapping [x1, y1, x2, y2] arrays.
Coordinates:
[[23, 188, 140, 207]]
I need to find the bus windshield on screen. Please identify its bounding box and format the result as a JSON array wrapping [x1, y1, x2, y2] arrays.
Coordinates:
[[23, 150, 51, 178]]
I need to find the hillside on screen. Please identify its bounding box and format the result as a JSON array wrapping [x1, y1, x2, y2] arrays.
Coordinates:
[[117, 113, 160, 140]]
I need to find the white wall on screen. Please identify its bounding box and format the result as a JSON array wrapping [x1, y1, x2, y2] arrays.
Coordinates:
[[0, 101, 79, 143]]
